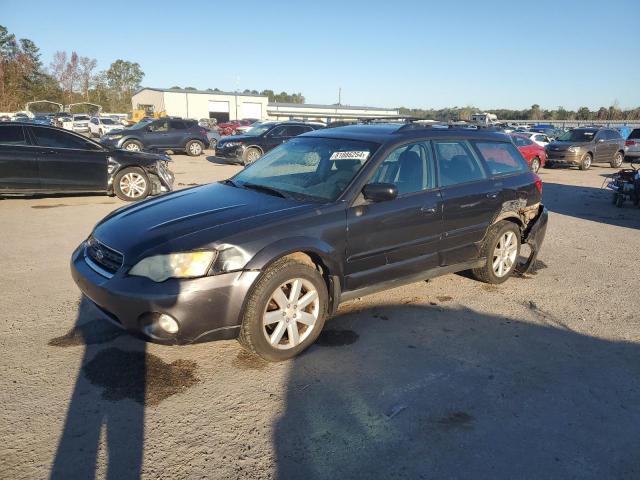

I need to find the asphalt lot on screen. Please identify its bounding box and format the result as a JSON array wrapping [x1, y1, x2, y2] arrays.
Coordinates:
[[1, 152, 640, 479]]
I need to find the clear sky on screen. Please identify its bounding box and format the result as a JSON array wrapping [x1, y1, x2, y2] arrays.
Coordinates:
[[1, 0, 638, 110]]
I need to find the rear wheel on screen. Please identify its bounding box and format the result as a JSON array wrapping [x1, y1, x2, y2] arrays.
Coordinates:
[[579, 153, 592, 170], [530, 157, 541, 173], [238, 258, 328, 361], [610, 151, 623, 168], [186, 140, 204, 156], [243, 147, 261, 165], [472, 221, 521, 284], [113, 167, 150, 201]]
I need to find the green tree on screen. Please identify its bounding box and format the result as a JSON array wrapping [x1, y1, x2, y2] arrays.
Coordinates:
[[106, 59, 144, 110], [576, 107, 591, 120]]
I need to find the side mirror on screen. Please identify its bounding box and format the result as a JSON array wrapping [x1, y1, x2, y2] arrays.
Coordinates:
[[597, 138, 604, 143], [363, 183, 398, 202]]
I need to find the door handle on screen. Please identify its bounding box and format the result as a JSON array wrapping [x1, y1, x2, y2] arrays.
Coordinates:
[[420, 206, 437, 214], [486, 192, 499, 199]]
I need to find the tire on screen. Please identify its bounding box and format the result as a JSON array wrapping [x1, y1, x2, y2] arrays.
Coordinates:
[[243, 147, 262, 166], [122, 140, 143, 152], [186, 140, 204, 156], [238, 258, 328, 362], [530, 157, 541, 173], [471, 221, 521, 284], [113, 167, 151, 201], [579, 153, 592, 170], [610, 151, 623, 168]]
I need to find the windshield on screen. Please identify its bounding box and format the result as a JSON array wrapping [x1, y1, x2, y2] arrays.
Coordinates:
[[243, 124, 273, 136], [100, 118, 116, 125], [231, 137, 379, 202], [558, 130, 596, 142], [129, 119, 152, 129]]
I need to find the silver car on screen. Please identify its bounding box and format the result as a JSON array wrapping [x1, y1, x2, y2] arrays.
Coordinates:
[[624, 128, 640, 161]]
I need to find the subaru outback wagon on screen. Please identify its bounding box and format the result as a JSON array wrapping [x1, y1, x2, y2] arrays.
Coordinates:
[[71, 123, 548, 361]]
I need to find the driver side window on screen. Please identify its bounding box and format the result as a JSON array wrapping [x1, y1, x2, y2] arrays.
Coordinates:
[[370, 141, 433, 195], [268, 126, 287, 137], [148, 120, 168, 132]]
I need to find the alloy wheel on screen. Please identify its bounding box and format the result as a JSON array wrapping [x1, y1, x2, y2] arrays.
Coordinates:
[[262, 278, 320, 350], [125, 142, 140, 152], [246, 149, 260, 164], [492, 231, 517, 278], [189, 142, 202, 155], [119, 172, 147, 198]]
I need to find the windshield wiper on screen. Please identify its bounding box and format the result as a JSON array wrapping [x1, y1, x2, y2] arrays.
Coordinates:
[[240, 182, 288, 198], [221, 179, 239, 188]]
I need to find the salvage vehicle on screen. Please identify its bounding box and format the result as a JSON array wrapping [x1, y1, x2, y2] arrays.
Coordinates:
[[71, 122, 548, 361], [215, 121, 323, 165], [511, 133, 546, 172], [100, 118, 210, 156], [0, 123, 174, 201], [545, 127, 625, 170]]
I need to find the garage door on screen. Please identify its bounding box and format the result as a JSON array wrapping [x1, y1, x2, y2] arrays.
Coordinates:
[[240, 102, 262, 120], [208, 101, 230, 123]]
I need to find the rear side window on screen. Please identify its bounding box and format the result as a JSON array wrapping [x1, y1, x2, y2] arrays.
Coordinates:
[[629, 129, 640, 140], [0, 125, 27, 146], [512, 136, 531, 147], [169, 120, 187, 130], [475, 142, 528, 176], [606, 130, 621, 140], [434, 140, 486, 187]]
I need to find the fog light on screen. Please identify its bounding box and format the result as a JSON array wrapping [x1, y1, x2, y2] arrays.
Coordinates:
[[158, 314, 179, 334]]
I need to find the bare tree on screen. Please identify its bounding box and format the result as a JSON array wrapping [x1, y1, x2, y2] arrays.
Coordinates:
[[78, 56, 97, 101]]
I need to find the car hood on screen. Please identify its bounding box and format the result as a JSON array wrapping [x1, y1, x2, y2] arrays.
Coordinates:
[[93, 183, 313, 261], [547, 141, 589, 150], [109, 149, 166, 165], [218, 134, 259, 143]]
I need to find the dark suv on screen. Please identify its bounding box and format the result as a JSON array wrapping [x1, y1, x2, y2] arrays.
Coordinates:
[[71, 123, 548, 361], [215, 121, 324, 165], [100, 118, 210, 156], [545, 127, 626, 170]]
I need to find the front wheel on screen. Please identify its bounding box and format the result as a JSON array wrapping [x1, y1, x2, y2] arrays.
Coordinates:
[[186, 140, 204, 156], [610, 151, 623, 168], [243, 147, 261, 166], [238, 258, 328, 361], [579, 153, 592, 170], [113, 167, 150, 201], [472, 221, 521, 284], [122, 140, 143, 152]]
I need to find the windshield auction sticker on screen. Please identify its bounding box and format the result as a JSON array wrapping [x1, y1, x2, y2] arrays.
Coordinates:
[[330, 151, 370, 161]]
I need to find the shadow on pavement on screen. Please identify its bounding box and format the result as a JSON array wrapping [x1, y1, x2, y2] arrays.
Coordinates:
[[206, 155, 241, 166], [275, 304, 640, 479], [543, 181, 640, 229]]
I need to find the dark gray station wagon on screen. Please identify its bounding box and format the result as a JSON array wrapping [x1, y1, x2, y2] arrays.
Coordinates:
[[71, 122, 548, 361]]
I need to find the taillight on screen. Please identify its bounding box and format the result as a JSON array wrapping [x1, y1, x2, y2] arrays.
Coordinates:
[[625, 140, 636, 146], [533, 173, 543, 194]]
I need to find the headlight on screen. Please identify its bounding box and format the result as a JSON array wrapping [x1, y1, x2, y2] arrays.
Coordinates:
[[568, 146, 580, 153], [211, 245, 250, 273], [109, 134, 123, 139], [129, 251, 217, 282], [107, 157, 119, 174], [224, 142, 242, 148]]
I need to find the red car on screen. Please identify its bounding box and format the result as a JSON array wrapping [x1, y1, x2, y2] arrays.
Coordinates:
[[218, 118, 258, 136], [511, 133, 546, 173]]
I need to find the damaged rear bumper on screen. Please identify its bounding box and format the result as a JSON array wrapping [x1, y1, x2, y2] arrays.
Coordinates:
[[516, 204, 548, 274]]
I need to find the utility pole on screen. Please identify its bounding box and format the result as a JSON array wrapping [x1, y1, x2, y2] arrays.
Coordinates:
[[338, 87, 341, 106]]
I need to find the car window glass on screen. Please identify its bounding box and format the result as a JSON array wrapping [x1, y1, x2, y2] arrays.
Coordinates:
[[32, 127, 97, 149], [169, 120, 186, 130], [285, 126, 307, 136], [434, 140, 487, 186], [607, 130, 621, 140], [475, 141, 528, 176], [370, 141, 433, 195], [148, 120, 168, 132], [0, 125, 27, 146], [628, 129, 640, 140], [268, 126, 287, 137]]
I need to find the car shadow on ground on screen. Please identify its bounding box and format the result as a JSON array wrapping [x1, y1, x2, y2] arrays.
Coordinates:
[[274, 303, 640, 479], [542, 181, 640, 229], [205, 155, 241, 166]]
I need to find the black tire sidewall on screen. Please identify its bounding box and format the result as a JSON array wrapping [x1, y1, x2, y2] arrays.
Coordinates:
[[611, 152, 623, 168], [580, 153, 592, 170], [480, 222, 521, 284], [241, 261, 328, 361], [113, 167, 150, 201]]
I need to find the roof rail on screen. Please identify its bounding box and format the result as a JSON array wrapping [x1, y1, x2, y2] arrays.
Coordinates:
[[358, 116, 419, 124], [396, 120, 498, 132]]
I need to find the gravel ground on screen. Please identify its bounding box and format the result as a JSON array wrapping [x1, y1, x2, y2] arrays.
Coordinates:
[[1, 153, 639, 479]]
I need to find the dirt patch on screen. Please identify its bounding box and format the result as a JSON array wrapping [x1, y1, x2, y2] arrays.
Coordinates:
[[232, 350, 269, 370], [436, 295, 453, 302], [316, 329, 359, 347], [437, 411, 475, 430], [83, 348, 200, 405], [48, 320, 124, 347], [31, 204, 69, 209], [481, 285, 498, 292]]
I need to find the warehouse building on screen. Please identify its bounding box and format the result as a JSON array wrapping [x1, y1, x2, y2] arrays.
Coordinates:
[[131, 87, 398, 123]]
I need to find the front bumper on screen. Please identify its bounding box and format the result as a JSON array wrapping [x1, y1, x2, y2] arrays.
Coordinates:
[[70, 244, 260, 344], [214, 145, 244, 162], [545, 151, 581, 165], [515, 205, 549, 274]]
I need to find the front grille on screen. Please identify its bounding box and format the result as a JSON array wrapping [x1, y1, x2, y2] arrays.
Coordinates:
[[85, 237, 123, 275]]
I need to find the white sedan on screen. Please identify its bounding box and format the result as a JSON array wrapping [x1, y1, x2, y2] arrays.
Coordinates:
[[88, 117, 122, 137], [518, 131, 553, 147]]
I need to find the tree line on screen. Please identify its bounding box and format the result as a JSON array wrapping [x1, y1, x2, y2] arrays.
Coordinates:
[[399, 103, 640, 122], [0, 25, 143, 112]]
